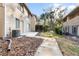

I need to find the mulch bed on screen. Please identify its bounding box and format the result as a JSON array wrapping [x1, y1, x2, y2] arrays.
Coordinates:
[[0, 36, 43, 56]]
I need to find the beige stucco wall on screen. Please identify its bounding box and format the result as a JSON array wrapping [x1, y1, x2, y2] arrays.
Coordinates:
[[63, 16, 79, 26], [5, 3, 30, 37], [63, 15, 79, 36], [5, 4, 17, 37], [0, 4, 5, 37], [0, 3, 32, 37], [23, 5, 30, 32], [77, 26, 79, 36], [30, 15, 37, 32], [68, 26, 72, 34]]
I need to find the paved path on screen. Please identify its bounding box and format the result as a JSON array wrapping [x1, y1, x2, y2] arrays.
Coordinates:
[[34, 36, 62, 56], [21, 32, 38, 37]]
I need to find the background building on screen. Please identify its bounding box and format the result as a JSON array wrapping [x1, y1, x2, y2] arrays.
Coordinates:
[[30, 14, 37, 32], [62, 6, 79, 36]]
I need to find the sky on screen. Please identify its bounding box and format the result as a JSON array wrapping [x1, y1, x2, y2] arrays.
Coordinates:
[[27, 3, 79, 17]]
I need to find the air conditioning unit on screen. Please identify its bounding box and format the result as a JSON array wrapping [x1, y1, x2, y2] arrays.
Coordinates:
[[12, 30, 20, 37]]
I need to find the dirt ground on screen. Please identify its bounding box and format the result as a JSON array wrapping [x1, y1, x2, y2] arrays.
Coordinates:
[[0, 36, 43, 56], [56, 36, 79, 56]]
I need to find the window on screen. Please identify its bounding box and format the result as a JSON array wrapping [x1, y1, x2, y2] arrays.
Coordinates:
[[16, 18, 20, 28], [72, 26, 77, 35]]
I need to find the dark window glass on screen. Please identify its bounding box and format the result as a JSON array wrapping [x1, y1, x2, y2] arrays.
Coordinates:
[[72, 26, 77, 35], [16, 18, 20, 28]]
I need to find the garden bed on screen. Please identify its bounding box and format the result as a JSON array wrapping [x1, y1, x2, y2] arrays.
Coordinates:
[[0, 36, 43, 56]]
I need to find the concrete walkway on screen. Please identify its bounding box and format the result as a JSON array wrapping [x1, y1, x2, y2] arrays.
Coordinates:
[[34, 36, 62, 56], [21, 32, 38, 37]]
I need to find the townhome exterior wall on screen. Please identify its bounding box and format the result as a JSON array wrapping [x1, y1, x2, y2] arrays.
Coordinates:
[[5, 3, 31, 37], [63, 7, 79, 36], [0, 4, 5, 38], [30, 15, 37, 32], [69, 26, 72, 35], [77, 26, 79, 36], [23, 4, 31, 32], [0, 3, 32, 38]]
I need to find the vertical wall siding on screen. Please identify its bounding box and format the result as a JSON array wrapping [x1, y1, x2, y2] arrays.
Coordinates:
[[63, 14, 79, 36], [4, 3, 31, 37], [77, 26, 79, 36], [69, 26, 72, 35], [0, 3, 36, 37], [0, 4, 5, 37]]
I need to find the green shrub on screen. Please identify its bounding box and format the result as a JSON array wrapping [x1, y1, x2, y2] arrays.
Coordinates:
[[55, 27, 62, 35], [43, 25, 49, 32]]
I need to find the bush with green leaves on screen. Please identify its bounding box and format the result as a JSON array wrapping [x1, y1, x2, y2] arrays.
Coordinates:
[[43, 25, 50, 32], [55, 27, 62, 35]]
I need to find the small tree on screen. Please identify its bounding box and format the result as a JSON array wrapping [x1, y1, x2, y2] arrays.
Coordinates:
[[54, 7, 67, 34], [40, 13, 50, 31], [40, 5, 67, 33]]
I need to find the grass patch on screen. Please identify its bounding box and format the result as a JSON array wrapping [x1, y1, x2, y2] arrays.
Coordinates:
[[40, 32, 64, 38], [56, 37, 79, 56], [68, 46, 79, 55]]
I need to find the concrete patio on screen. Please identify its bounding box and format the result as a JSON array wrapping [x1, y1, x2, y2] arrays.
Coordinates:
[[21, 32, 38, 37]]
